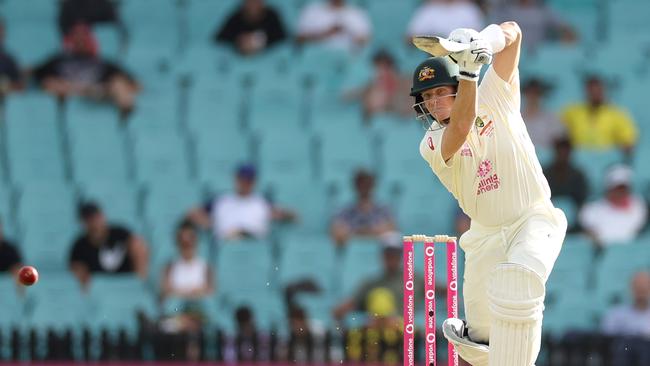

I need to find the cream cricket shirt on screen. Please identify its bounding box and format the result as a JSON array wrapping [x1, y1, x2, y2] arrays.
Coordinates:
[[420, 66, 551, 227]]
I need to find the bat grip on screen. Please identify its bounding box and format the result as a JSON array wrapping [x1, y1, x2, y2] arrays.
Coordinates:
[[479, 24, 506, 53]]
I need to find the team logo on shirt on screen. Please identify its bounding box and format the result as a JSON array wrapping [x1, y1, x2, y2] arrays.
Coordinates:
[[476, 159, 501, 195], [474, 116, 484, 128], [418, 67, 435, 81], [427, 136, 435, 150]]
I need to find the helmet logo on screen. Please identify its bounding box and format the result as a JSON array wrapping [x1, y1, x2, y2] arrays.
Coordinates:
[[418, 67, 435, 81]]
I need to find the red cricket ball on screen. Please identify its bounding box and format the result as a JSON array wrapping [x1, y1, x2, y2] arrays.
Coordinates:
[[18, 266, 39, 286]]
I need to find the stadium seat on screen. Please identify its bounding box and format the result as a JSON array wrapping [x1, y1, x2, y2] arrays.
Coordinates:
[[87, 275, 156, 336], [317, 128, 376, 188], [21, 221, 79, 271], [17, 181, 77, 228], [94, 24, 123, 59], [143, 180, 202, 241], [0, 185, 16, 237], [127, 91, 179, 134], [543, 289, 599, 336], [269, 180, 333, 234], [395, 183, 458, 236], [572, 149, 625, 197], [4, 21, 58, 65], [278, 234, 337, 292], [339, 238, 383, 299], [131, 131, 191, 184], [193, 128, 251, 190], [551, 196, 578, 228], [78, 181, 141, 229], [256, 129, 315, 187], [593, 242, 649, 308], [546, 234, 594, 299], [377, 121, 427, 181]]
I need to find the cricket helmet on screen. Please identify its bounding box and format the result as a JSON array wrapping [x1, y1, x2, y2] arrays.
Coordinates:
[[410, 57, 459, 130]]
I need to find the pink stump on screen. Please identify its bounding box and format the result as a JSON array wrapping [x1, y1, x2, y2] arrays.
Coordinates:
[[403, 239, 415, 366], [424, 240, 436, 366], [446, 240, 459, 366]]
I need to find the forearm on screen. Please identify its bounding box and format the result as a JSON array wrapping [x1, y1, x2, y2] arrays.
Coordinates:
[[443, 80, 476, 160]]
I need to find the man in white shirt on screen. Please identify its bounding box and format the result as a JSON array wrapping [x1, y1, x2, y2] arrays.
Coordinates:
[[407, 0, 484, 42], [411, 22, 567, 365], [579, 164, 648, 246], [296, 0, 371, 52], [186, 164, 295, 241], [601, 271, 650, 364]]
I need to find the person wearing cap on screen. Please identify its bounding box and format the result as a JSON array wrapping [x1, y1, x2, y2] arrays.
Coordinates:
[[186, 164, 295, 241], [579, 164, 647, 246], [561, 76, 638, 155], [410, 22, 567, 365], [69, 202, 149, 290], [330, 169, 396, 246], [522, 77, 566, 149]]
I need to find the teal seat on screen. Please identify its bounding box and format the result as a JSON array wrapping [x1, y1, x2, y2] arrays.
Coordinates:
[[186, 87, 243, 134], [17, 182, 77, 226], [270, 180, 333, 234], [546, 235, 594, 298], [317, 129, 375, 188], [79, 181, 140, 228], [543, 290, 599, 337], [248, 97, 302, 133], [339, 238, 383, 299], [143, 181, 202, 230], [0, 275, 23, 329], [211, 288, 286, 335], [194, 129, 250, 189], [94, 24, 123, 59], [128, 92, 178, 133], [21, 221, 78, 271], [396, 184, 458, 235], [88, 275, 156, 336], [257, 130, 314, 187], [378, 123, 426, 181], [4, 21, 58, 65], [217, 239, 273, 294], [132, 132, 191, 184], [0, 185, 16, 237], [278, 234, 337, 292], [593, 243, 649, 307], [4, 92, 57, 125], [551, 196, 577, 228], [69, 125, 129, 183], [572, 149, 625, 197]]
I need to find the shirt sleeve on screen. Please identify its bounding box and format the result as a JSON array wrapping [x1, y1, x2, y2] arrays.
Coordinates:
[[420, 129, 455, 171], [32, 55, 61, 83], [613, 108, 638, 147], [113, 226, 134, 241], [69, 237, 85, 265], [478, 65, 521, 115], [214, 11, 240, 44], [265, 8, 287, 45]]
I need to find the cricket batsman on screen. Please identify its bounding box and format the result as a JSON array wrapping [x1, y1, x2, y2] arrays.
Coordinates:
[[411, 22, 568, 365]]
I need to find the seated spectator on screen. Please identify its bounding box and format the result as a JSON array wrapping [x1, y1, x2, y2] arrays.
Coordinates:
[[223, 306, 271, 363], [579, 165, 647, 246], [58, 0, 120, 34], [69, 202, 149, 289], [543, 137, 589, 210], [561, 76, 637, 155], [296, 0, 371, 52], [32, 23, 139, 117], [161, 220, 214, 303], [159, 221, 213, 361], [332, 235, 426, 326], [331, 170, 396, 246], [214, 0, 287, 56], [490, 0, 576, 51], [0, 19, 24, 93], [0, 219, 22, 274], [522, 77, 565, 149], [186, 164, 295, 241], [601, 271, 650, 364], [343, 50, 411, 122], [406, 0, 484, 42]]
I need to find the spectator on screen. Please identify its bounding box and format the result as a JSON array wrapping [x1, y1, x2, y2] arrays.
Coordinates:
[[561, 76, 638, 155], [58, 0, 120, 35], [522, 77, 565, 149], [490, 0, 576, 51], [0, 18, 24, 93], [406, 0, 483, 43], [331, 170, 396, 246], [161, 220, 214, 303], [223, 306, 271, 363], [214, 0, 287, 56], [601, 271, 650, 364], [0, 219, 22, 274], [332, 234, 425, 326], [69, 202, 149, 289], [32, 23, 139, 117], [186, 164, 295, 241], [543, 137, 589, 210], [159, 221, 212, 361], [343, 50, 412, 122], [579, 165, 647, 246], [296, 0, 371, 52]]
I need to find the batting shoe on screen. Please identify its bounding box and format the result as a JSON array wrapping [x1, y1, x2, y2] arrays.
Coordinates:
[[442, 318, 489, 366]]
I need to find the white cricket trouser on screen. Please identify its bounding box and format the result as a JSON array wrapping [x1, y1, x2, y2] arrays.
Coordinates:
[[459, 200, 568, 343]]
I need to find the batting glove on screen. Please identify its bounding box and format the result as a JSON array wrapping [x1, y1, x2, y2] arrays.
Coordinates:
[[449, 37, 493, 82]]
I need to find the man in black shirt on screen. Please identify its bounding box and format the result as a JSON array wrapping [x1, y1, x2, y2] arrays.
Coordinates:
[[69, 203, 148, 289], [0, 219, 22, 274], [543, 137, 589, 209], [214, 0, 287, 55]]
